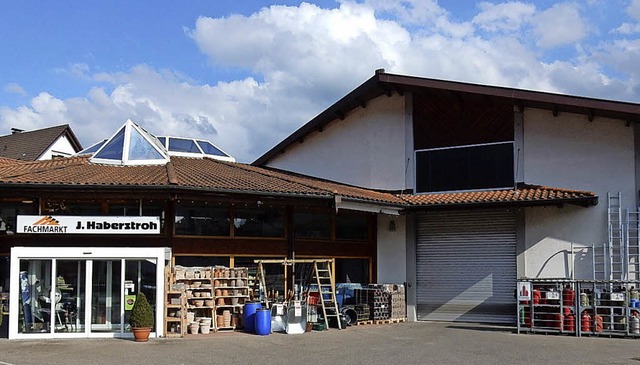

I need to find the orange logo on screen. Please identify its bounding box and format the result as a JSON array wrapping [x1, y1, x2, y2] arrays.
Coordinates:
[[32, 216, 60, 226]]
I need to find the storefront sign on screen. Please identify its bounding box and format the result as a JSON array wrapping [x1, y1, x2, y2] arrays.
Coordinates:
[[16, 215, 161, 234]]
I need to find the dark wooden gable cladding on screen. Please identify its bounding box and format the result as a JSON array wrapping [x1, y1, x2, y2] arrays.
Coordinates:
[[413, 89, 514, 150]]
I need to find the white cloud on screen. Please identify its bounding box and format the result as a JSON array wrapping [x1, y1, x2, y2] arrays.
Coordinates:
[[532, 3, 588, 48], [55, 63, 92, 79], [613, 0, 640, 34], [472, 1, 536, 32], [1, 1, 639, 163], [630, 0, 640, 20], [3, 83, 26, 96]]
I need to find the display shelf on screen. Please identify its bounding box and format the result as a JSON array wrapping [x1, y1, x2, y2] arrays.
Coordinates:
[[212, 266, 249, 332], [164, 288, 186, 338]]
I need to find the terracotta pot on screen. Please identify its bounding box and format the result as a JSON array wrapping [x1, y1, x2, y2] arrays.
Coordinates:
[[217, 298, 225, 306], [217, 315, 225, 327], [132, 327, 151, 342], [214, 280, 220, 287], [215, 289, 222, 297], [223, 310, 231, 327], [200, 324, 211, 334], [205, 299, 214, 307], [189, 323, 200, 335]]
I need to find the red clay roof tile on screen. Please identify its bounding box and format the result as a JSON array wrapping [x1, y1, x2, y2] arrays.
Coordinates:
[[0, 156, 597, 207]]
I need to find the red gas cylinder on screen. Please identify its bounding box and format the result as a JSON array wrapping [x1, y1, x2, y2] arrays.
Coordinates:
[[594, 315, 604, 333], [581, 311, 591, 332], [548, 313, 563, 330], [524, 311, 532, 328], [563, 285, 575, 307], [533, 289, 541, 305], [563, 307, 571, 316], [564, 314, 575, 332]]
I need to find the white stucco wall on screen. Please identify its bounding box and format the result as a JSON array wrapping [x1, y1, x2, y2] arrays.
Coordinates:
[[377, 214, 407, 283], [39, 135, 77, 160], [522, 108, 636, 278], [265, 95, 408, 191]]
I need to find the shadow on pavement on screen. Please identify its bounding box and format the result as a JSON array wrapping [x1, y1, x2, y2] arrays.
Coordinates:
[[445, 324, 516, 334]]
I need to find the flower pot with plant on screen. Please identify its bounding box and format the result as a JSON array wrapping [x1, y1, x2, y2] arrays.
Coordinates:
[[129, 292, 154, 342]]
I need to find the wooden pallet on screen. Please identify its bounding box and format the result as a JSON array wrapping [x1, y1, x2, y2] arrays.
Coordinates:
[[355, 318, 406, 326]]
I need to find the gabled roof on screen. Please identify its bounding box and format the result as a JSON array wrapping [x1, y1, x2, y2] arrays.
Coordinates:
[[253, 69, 640, 166], [0, 155, 597, 208], [0, 155, 403, 205], [0, 124, 83, 161]]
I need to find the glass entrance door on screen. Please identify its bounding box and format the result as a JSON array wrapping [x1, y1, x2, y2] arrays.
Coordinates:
[[54, 260, 85, 334], [10, 247, 165, 339], [124, 259, 157, 332], [91, 260, 122, 332]]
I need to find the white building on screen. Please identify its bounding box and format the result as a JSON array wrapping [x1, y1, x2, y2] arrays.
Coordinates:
[[254, 69, 640, 324]]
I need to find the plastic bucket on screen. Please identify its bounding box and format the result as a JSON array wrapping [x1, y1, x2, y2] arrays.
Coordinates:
[[243, 302, 262, 333], [255, 308, 271, 336]]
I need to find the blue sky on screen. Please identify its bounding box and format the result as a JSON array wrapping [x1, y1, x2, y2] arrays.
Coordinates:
[[1, 1, 640, 162]]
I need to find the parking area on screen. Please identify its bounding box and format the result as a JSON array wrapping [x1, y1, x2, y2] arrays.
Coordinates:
[[1, 321, 640, 365]]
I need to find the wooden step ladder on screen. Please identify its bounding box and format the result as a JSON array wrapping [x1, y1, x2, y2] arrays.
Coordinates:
[[254, 261, 270, 308], [312, 260, 342, 330]]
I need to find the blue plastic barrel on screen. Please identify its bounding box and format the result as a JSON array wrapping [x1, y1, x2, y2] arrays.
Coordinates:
[[255, 308, 271, 336], [243, 302, 262, 333]]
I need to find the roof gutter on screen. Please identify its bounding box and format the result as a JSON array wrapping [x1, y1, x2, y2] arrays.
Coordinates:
[[335, 195, 403, 215]]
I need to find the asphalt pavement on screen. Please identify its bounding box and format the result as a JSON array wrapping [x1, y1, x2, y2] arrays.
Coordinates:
[[1, 321, 640, 365]]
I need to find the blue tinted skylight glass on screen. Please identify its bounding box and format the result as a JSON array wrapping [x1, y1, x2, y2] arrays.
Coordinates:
[[169, 138, 201, 153], [94, 128, 125, 160], [128, 127, 164, 160], [197, 140, 227, 156], [79, 140, 106, 154], [157, 136, 166, 147]]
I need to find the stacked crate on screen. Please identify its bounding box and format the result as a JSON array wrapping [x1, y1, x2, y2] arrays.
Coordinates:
[[355, 286, 390, 320], [387, 284, 406, 320]]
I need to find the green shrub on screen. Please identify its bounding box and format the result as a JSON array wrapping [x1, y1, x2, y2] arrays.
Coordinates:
[[129, 292, 154, 328]]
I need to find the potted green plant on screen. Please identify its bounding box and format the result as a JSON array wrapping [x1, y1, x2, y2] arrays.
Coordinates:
[[129, 292, 154, 342]]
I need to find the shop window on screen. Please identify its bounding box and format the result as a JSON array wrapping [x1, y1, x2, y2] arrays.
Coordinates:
[[43, 201, 101, 216], [336, 213, 369, 241], [0, 200, 37, 235], [18, 259, 53, 334], [234, 257, 285, 295], [108, 201, 166, 232], [175, 203, 230, 236], [335, 258, 369, 284], [234, 207, 284, 238], [174, 256, 230, 267], [293, 210, 331, 239], [108, 203, 140, 216], [1, 256, 8, 293]]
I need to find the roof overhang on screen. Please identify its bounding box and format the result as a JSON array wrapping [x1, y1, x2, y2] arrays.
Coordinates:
[[334, 196, 402, 215], [399, 184, 598, 210]]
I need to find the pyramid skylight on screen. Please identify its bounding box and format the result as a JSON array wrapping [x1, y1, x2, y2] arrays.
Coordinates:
[[90, 119, 169, 166], [156, 136, 235, 162], [77, 139, 107, 155]]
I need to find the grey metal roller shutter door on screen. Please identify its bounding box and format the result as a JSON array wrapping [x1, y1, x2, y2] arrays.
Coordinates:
[[416, 209, 516, 324]]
